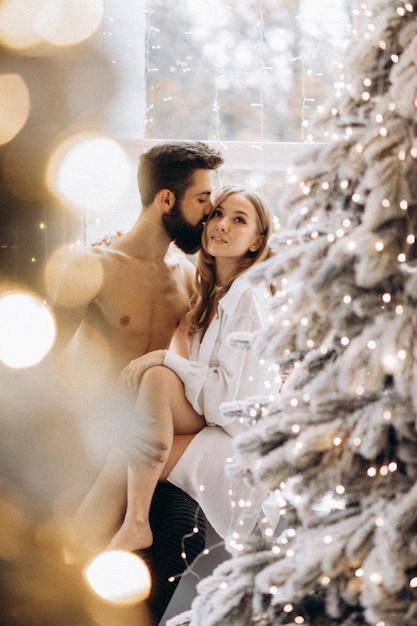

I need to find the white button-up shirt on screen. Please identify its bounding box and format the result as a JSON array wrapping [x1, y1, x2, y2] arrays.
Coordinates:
[[163, 272, 276, 436]]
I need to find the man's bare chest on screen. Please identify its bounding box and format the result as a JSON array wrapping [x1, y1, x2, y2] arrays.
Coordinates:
[[93, 259, 190, 336]]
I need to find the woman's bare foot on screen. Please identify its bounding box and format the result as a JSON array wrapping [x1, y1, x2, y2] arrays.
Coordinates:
[[106, 521, 153, 552]]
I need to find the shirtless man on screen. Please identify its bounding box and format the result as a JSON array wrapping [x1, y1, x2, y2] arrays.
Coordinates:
[[49, 141, 223, 624]]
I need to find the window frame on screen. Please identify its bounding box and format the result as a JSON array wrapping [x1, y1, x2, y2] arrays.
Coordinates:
[[121, 139, 311, 172]]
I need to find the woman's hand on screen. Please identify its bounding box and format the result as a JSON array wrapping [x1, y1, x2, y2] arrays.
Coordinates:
[[119, 349, 166, 393]]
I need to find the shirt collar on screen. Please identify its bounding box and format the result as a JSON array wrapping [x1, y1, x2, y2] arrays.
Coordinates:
[[218, 273, 252, 316]]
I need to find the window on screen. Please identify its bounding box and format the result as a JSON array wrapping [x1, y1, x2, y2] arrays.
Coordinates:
[[85, 0, 358, 243]]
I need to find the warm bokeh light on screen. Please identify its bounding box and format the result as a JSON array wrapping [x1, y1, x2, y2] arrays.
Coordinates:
[[0, 74, 30, 145], [46, 134, 131, 212], [0, 0, 103, 51], [84, 551, 151, 605], [0, 0, 45, 51], [44, 243, 104, 308], [35, 0, 104, 47], [0, 292, 56, 368]]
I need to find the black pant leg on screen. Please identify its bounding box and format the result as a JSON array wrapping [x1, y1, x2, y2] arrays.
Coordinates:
[[138, 482, 206, 624]]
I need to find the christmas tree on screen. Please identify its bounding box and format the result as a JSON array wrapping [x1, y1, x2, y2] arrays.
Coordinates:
[[168, 1, 417, 624]]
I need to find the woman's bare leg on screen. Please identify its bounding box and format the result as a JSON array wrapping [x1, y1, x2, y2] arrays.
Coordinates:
[[73, 448, 128, 551], [107, 366, 204, 552]]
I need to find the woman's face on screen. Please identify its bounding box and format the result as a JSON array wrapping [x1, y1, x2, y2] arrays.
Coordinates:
[[205, 192, 263, 261]]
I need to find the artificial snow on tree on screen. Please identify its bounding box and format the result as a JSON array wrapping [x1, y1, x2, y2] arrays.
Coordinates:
[[168, 1, 417, 625]]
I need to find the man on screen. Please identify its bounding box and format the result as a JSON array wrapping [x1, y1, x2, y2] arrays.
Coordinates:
[[48, 141, 223, 624]]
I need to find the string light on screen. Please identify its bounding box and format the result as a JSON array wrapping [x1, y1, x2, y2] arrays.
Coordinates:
[[369, 572, 382, 585]]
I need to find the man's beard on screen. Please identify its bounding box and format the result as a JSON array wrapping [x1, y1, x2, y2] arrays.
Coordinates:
[[162, 202, 204, 254]]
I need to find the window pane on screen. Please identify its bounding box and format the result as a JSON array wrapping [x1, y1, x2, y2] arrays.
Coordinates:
[[145, 0, 355, 142]]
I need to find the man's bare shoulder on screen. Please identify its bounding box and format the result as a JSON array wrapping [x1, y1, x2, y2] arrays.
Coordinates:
[[166, 244, 196, 277], [45, 242, 105, 308], [168, 244, 195, 273]]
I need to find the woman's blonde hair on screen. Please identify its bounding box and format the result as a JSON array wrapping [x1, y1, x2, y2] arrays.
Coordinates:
[[187, 184, 273, 337]]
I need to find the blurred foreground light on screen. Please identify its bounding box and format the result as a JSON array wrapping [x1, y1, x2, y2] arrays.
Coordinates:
[[0, 292, 56, 368], [84, 551, 151, 605], [0, 74, 30, 145], [35, 0, 104, 46], [46, 134, 131, 212], [0, 0, 45, 51], [0, 0, 103, 52], [44, 244, 104, 307]]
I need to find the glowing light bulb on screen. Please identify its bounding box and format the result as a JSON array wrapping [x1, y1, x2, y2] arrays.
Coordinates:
[[47, 133, 130, 213], [370, 572, 382, 584], [0, 291, 56, 368], [383, 353, 396, 372], [35, 0, 104, 46], [0, 74, 30, 145], [0, 0, 44, 51], [84, 550, 151, 604]]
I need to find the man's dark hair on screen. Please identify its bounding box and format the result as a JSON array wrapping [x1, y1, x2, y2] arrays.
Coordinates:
[[137, 141, 223, 207]]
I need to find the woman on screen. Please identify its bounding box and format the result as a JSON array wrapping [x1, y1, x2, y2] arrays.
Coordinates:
[[77, 185, 276, 552]]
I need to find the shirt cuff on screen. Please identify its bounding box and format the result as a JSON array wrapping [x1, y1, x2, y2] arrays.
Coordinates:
[[163, 350, 191, 382]]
